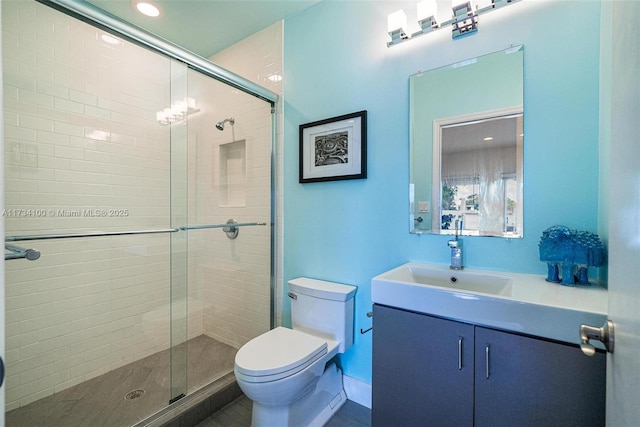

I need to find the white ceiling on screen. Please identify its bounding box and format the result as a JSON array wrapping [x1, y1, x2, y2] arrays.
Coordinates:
[[85, 0, 321, 58], [442, 116, 521, 154]]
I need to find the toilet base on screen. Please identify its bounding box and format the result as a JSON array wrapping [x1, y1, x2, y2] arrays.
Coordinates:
[[250, 362, 347, 427]]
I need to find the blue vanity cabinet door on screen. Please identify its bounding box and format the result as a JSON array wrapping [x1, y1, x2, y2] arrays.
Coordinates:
[[474, 326, 606, 427], [372, 304, 474, 427]]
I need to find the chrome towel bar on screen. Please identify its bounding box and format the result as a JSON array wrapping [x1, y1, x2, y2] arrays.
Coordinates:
[[5, 244, 41, 261], [5, 228, 180, 242], [4, 220, 266, 256]]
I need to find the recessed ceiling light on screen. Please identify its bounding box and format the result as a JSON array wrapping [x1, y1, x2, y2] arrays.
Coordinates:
[[483, 136, 494, 141], [133, 1, 162, 18]]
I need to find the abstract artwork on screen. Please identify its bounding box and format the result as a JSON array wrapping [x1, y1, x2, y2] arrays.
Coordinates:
[[299, 111, 367, 183], [315, 131, 349, 166]]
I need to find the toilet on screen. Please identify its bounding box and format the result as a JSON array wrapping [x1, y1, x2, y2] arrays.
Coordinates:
[[234, 277, 357, 427]]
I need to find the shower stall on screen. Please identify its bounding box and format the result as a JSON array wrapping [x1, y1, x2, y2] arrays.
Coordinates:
[[3, 0, 276, 425]]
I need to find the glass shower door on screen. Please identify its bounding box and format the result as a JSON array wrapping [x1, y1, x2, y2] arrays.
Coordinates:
[[3, 0, 275, 424], [181, 67, 274, 394], [2, 1, 186, 423]]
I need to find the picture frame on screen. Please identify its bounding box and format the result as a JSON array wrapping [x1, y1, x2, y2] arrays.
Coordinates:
[[299, 110, 367, 183]]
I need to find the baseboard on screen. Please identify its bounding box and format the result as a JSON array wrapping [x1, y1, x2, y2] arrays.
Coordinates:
[[342, 375, 371, 409]]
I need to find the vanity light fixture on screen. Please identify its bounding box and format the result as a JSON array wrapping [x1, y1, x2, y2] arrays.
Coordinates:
[[387, 9, 409, 46], [100, 33, 122, 45], [387, 0, 521, 46], [451, 1, 478, 39], [156, 97, 199, 125], [417, 0, 439, 34]]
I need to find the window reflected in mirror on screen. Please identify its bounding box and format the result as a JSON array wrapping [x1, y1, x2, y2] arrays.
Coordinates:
[[438, 113, 523, 236]]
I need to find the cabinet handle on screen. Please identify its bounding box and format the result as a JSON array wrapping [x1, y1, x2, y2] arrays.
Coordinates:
[[458, 337, 463, 370], [485, 345, 490, 379]]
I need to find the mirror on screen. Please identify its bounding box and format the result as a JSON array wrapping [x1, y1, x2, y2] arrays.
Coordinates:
[[410, 46, 524, 237]]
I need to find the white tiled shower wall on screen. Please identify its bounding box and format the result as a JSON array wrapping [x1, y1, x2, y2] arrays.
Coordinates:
[[212, 21, 285, 329], [2, 0, 276, 411]]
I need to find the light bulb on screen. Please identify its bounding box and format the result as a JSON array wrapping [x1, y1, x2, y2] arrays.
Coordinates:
[[387, 9, 408, 33]]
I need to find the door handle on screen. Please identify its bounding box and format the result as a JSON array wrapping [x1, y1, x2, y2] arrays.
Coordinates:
[[579, 320, 614, 356]]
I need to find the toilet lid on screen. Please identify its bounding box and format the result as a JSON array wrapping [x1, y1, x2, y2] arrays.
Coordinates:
[[235, 327, 327, 378]]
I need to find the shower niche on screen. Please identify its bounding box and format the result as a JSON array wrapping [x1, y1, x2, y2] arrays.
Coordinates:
[[219, 140, 247, 207]]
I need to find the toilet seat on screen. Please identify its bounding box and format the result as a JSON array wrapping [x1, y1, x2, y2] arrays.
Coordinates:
[[235, 327, 327, 383]]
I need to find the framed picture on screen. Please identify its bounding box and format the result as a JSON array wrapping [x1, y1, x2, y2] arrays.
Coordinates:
[[299, 110, 367, 183]]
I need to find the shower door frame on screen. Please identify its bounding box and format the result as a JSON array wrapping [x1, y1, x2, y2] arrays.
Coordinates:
[[36, 1, 278, 105]]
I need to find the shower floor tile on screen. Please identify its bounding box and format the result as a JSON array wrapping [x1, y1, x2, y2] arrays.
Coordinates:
[[6, 335, 237, 427]]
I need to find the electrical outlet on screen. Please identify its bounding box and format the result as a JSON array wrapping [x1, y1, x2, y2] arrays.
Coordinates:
[[418, 201, 430, 213]]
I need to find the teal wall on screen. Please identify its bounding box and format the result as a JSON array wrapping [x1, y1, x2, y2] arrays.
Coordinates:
[[283, 0, 602, 384]]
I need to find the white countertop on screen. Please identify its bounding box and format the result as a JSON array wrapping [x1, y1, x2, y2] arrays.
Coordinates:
[[371, 262, 608, 348]]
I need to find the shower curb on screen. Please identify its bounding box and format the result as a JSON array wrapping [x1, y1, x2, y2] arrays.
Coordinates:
[[136, 373, 242, 427]]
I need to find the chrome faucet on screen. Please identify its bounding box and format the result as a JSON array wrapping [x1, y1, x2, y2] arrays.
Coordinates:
[[448, 219, 463, 270]]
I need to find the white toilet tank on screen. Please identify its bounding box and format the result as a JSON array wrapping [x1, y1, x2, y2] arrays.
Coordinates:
[[288, 277, 357, 353]]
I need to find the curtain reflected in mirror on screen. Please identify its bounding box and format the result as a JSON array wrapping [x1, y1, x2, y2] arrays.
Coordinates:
[[438, 113, 523, 236]]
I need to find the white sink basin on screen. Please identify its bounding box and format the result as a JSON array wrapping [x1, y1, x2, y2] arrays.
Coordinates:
[[371, 263, 608, 346], [383, 263, 512, 296]]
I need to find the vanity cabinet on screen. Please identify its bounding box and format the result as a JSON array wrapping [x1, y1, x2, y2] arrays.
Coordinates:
[[372, 303, 475, 426], [372, 304, 606, 427]]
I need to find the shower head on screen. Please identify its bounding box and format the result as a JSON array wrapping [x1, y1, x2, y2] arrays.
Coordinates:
[[216, 118, 235, 131]]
